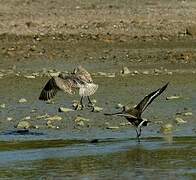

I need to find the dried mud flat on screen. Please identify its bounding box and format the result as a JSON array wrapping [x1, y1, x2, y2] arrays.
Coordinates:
[[0, 0, 196, 38], [0, 0, 196, 71]]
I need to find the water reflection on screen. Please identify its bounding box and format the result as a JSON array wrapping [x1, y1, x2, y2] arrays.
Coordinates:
[[163, 133, 173, 144], [0, 137, 195, 179]]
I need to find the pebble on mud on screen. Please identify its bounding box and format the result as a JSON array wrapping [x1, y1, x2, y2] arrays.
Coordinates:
[[91, 99, 97, 104], [58, 107, 74, 113], [105, 122, 110, 126], [166, 95, 181, 100], [167, 72, 173, 75], [184, 112, 193, 116], [32, 72, 40, 77], [18, 98, 27, 103], [16, 121, 34, 129], [45, 115, 62, 121], [106, 73, 115, 78], [0, 104, 6, 108], [7, 117, 13, 121], [48, 72, 60, 77], [31, 109, 36, 113], [106, 126, 120, 130], [36, 114, 49, 119], [97, 72, 107, 76], [74, 116, 89, 126], [0, 73, 4, 78], [92, 106, 103, 112], [72, 101, 82, 110], [74, 116, 89, 123], [46, 120, 58, 129], [23, 116, 31, 120], [133, 70, 139, 75], [46, 100, 55, 104], [175, 117, 187, 124], [142, 70, 150, 75], [154, 68, 162, 74], [121, 67, 130, 75], [76, 121, 85, 126], [24, 75, 36, 79]]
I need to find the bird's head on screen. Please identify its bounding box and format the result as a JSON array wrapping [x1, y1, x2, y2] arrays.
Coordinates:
[[122, 105, 132, 112], [72, 65, 83, 74], [72, 68, 77, 74]]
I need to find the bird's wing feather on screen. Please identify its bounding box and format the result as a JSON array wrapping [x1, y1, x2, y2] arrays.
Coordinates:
[[39, 76, 79, 101], [135, 83, 169, 113], [39, 77, 59, 101]]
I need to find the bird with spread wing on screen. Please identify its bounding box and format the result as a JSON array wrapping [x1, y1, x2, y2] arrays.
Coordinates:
[[105, 83, 169, 142], [39, 66, 98, 110]]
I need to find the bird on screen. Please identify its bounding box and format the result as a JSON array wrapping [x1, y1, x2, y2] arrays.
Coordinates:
[[39, 66, 98, 110], [104, 83, 169, 142]]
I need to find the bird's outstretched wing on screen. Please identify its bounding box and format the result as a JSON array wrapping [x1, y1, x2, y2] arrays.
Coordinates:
[[135, 83, 169, 114], [39, 76, 78, 101], [73, 66, 93, 83]]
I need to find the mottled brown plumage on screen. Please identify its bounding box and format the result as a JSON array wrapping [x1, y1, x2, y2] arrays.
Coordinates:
[[39, 66, 98, 109], [105, 83, 169, 141]]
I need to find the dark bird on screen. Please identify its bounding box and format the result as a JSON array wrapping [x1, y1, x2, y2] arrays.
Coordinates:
[[104, 83, 169, 142], [39, 66, 98, 109]]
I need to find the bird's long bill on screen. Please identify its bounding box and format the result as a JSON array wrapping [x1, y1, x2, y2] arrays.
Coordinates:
[[104, 112, 123, 116], [104, 112, 137, 119]]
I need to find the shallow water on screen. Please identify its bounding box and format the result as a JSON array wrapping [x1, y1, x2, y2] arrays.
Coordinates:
[[0, 72, 196, 179], [0, 136, 195, 179]]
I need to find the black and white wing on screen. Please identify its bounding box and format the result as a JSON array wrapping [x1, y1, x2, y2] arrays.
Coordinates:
[[39, 76, 78, 101], [135, 83, 169, 114]]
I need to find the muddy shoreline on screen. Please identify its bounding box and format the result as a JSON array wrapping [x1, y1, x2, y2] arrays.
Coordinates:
[[0, 0, 196, 71], [0, 37, 196, 73]]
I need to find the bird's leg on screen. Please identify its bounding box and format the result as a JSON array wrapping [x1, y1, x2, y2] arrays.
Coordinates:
[[87, 96, 92, 104], [138, 127, 142, 137], [80, 96, 84, 110], [75, 96, 84, 110], [135, 128, 141, 143], [135, 120, 145, 142], [87, 96, 93, 107]]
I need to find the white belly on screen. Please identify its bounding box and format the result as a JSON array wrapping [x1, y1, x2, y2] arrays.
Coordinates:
[[79, 83, 98, 97]]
